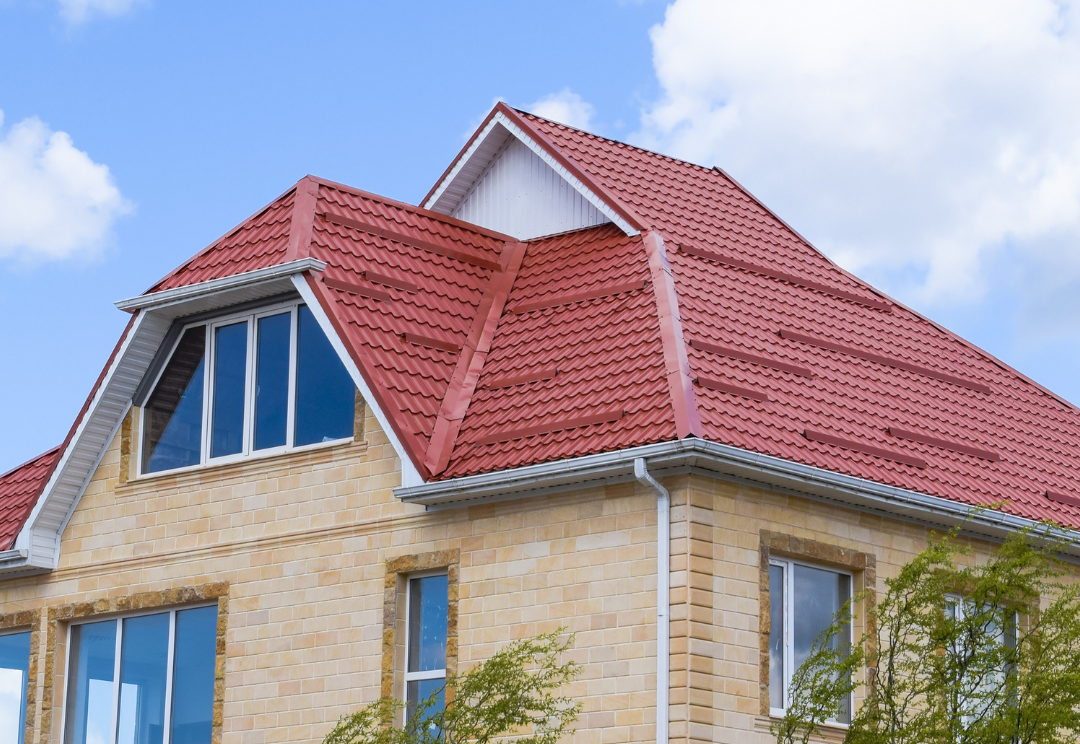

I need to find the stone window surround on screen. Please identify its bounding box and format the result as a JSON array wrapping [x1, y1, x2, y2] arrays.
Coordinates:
[[382, 550, 459, 705], [42, 582, 229, 744], [0, 608, 41, 744], [758, 530, 877, 717]]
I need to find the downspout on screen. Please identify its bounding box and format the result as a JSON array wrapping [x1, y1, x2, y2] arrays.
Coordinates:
[[635, 458, 669, 744]]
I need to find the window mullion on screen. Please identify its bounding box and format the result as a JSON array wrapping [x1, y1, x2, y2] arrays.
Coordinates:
[[286, 306, 298, 449], [785, 561, 794, 708], [200, 324, 212, 466], [243, 316, 256, 457], [162, 610, 177, 744], [109, 619, 123, 744]]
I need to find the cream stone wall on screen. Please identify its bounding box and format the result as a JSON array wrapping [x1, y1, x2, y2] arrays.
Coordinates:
[[0, 404, 1062, 744]]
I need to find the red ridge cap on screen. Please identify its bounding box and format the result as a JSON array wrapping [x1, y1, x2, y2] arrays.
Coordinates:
[[321, 212, 501, 271], [689, 338, 813, 378], [302, 274, 432, 481], [285, 177, 319, 261], [679, 243, 892, 311], [695, 376, 771, 402], [425, 242, 527, 475], [475, 409, 625, 446], [644, 231, 702, 438], [508, 280, 646, 314], [780, 329, 992, 394], [887, 427, 1000, 462], [804, 429, 928, 469]]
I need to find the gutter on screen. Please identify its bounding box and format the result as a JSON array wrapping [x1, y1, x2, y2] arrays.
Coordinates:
[[115, 258, 327, 313], [396, 438, 1080, 557], [634, 459, 670, 744]]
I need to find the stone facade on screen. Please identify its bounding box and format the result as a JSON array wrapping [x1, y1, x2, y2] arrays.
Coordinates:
[[0, 402, 1060, 744]]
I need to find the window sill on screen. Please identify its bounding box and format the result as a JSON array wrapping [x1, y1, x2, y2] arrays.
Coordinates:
[[120, 436, 362, 491], [756, 714, 849, 742]]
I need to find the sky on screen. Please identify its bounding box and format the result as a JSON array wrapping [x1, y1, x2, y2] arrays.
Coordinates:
[[1, 0, 1079, 473]]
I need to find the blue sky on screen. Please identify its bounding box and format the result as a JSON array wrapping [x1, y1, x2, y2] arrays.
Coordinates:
[[2, 0, 1080, 473]]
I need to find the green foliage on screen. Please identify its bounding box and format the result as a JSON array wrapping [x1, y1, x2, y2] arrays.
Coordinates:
[[324, 632, 582, 744], [773, 525, 1080, 744]]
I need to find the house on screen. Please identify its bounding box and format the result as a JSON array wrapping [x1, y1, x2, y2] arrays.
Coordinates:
[[1, 101, 1079, 744]]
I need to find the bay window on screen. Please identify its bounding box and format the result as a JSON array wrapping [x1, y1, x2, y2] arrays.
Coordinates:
[[405, 574, 449, 722], [0, 630, 31, 744], [63, 605, 217, 744], [141, 303, 355, 475], [769, 559, 853, 723]]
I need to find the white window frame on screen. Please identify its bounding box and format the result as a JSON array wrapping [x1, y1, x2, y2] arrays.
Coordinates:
[[769, 557, 854, 723], [137, 300, 352, 478], [59, 603, 217, 744], [404, 571, 449, 712]]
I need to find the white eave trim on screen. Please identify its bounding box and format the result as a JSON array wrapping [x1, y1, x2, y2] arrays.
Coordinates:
[[395, 437, 1080, 558], [115, 258, 327, 313], [424, 111, 639, 237]]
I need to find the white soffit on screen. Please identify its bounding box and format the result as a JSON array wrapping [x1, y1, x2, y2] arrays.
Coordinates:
[[424, 112, 637, 238], [291, 276, 424, 488]]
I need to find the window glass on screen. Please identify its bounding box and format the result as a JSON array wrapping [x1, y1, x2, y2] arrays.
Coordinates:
[[170, 606, 217, 744], [143, 327, 205, 473], [769, 560, 852, 723], [254, 313, 291, 451], [768, 564, 785, 711], [0, 631, 30, 744], [294, 305, 354, 446], [65, 620, 117, 744], [117, 614, 169, 744], [210, 322, 248, 458], [408, 575, 448, 673], [406, 679, 446, 723]]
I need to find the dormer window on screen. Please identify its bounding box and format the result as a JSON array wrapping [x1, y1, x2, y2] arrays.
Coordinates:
[[141, 302, 355, 475]]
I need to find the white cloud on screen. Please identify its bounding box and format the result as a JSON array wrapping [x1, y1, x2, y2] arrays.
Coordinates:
[[0, 111, 131, 261], [527, 88, 596, 131], [637, 0, 1080, 327], [57, 0, 144, 24]]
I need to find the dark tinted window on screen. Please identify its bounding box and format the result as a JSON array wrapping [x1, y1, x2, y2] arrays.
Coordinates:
[[210, 322, 247, 458], [143, 327, 205, 473], [294, 306, 354, 446], [170, 606, 217, 744], [254, 313, 291, 450]]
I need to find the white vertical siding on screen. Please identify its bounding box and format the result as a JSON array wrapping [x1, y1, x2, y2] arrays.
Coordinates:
[[452, 138, 609, 239]]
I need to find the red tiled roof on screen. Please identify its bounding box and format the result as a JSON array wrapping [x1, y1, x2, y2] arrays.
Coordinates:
[[0, 447, 60, 551], [10, 103, 1080, 542]]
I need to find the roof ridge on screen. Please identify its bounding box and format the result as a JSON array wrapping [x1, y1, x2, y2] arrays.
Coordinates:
[[0, 445, 61, 482], [310, 175, 517, 243]]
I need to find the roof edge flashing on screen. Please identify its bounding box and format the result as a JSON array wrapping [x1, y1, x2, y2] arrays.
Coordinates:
[[395, 438, 1080, 557], [116, 258, 327, 313]]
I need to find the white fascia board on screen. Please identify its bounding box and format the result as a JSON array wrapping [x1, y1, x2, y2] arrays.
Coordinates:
[[115, 258, 327, 313], [424, 112, 638, 237], [291, 275, 424, 487], [396, 438, 1080, 558]]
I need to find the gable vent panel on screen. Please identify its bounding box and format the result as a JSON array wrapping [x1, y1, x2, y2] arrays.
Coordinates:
[[452, 138, 609, 240]]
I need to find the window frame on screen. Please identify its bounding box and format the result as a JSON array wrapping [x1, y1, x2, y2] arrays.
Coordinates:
[[0, 625, 34, 744], [137, 299, 352, 478], [768, 556, 854, 723], [403, 570, 449, 715], [59, 602, 217, 744]]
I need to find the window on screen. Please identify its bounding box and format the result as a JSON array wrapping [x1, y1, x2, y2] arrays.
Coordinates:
[[0, 630, 31, 744], [405, 574, 449, 722], [63, 605, 217, 744], [769, 559, 853, 723], [142, 303, 355, 474]]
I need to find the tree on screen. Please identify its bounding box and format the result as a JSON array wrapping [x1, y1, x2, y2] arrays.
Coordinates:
[[324, 631, 582, 744], [773, 527, 1080, 744]]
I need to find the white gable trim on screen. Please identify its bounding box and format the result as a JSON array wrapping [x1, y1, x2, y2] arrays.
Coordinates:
[[291, 275, 424, 487], [424, 111, 638, 237]]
